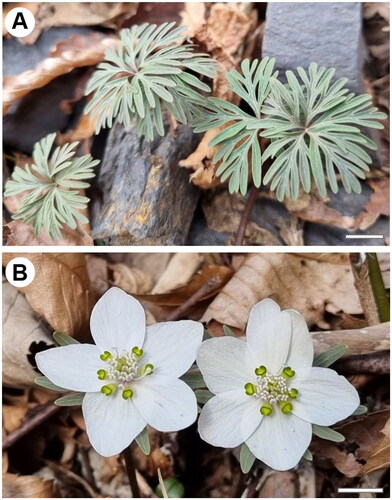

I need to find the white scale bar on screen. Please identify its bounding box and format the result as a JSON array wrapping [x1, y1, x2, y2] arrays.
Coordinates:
[[338, 488, 384, 493], [345, 235, 384, 239]]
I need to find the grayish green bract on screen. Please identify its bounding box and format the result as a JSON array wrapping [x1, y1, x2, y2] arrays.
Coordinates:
[[54, 392, 85, 406], [352, 404, 368, 416], [312, 344, 347, 367], [302, 449, 313, 461], [53, 331, 81, 346], [85, 22, 218, 141], [180, 369, 206, 389], [195, 389, 214, 404], [193, 59, 386, 199], [223, 325, 235, 336], [239, 443, 256, 473], [4, 134, 99, 240], [312, 424, 345, 442], [135, 426, 151, 455], [35, 376, 67, 392]]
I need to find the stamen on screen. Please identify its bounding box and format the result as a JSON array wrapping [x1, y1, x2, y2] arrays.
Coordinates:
[[289, 388, 298, 399], [141, 363, 154, 375], [101, 384, 117, 396]]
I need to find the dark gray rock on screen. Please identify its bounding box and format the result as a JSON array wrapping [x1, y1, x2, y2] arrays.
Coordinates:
[[91, 120, 201, 245], [263, 2, 365, 93]]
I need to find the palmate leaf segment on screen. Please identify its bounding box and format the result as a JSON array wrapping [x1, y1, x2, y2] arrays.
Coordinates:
[[85, 22, 218, 141], [193, 59, 386, 200]]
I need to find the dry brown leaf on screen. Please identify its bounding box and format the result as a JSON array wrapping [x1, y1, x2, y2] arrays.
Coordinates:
[[108, 263, 153, 294], [286, 178, 390, 232], [364, 2, 390, 22], [4, 219, 93, 246], [312, 410, 389, 477], [180, 3, 257, 188], [258, 471, 297, 497], [2, 404, 32, 434], [3, 2, 138, 44], [3, 32, 119, 114], [362, 418, 390, 474], [201, 253, 362, 330], [152, 253, 202, 294], [86, 256, 109, 296], [2, 253, 94, 339], [137, 265, 234, 307], [3, 472, 56, 498], [2, 280, 51, 387]]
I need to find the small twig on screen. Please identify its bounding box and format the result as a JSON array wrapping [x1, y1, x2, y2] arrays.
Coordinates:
[[122, 444, 141, 498], [2, 402, 60, 450], [349, 253, 380, 325], [234, 185, 259, 246], [45, 459, 101, 498], [164, 276, 222, 321]]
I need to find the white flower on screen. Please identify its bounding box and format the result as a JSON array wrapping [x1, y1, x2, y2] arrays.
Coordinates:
[[36, 287, 203, 457], [197, 299, 360, 471]]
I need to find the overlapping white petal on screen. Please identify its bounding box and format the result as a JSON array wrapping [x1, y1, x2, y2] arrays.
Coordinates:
[[143, 321, 203, 377], [133, 375, 197, 432], [198, 390, 262, 448], [292, 367, 360, 426], [246, 411, 312, 471], [90, 287, 145, 350], [83, 391, 146, 457], [36, 344, 103, 392], [285, 309, 314, 376], [246, 299, 292, 372], [197, 337, 255, 393]]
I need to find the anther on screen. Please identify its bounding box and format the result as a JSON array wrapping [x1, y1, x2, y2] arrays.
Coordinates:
[[244, 383, 257, 396], [141, 363, 154, 375], [289, 388, 298, 399], [97, 369, 108, 380], [260, 403, 273, 416], [101, 384, 117, 396], [100, 351, 112, 361], [255, 365, 267, 376], [122, 388, 134, 400], [279, 401, 293, 414], [282, 367, 295, 379], [132, 346, 143, 357]]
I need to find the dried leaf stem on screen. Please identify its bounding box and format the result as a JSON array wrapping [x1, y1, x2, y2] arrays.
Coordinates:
[[234, 185, 259, 246], [122, 444, 141, 498]]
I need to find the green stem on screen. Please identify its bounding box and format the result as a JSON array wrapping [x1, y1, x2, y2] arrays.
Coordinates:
[[122, 444, 140, 498], [367, 253, 390, 323]]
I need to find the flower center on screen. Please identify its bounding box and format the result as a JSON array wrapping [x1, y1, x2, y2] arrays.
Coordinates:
[[98, 346, 154, 400], [244, 366, 299, 416]]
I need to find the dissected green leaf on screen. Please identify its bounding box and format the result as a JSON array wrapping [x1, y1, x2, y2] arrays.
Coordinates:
[[240, 443, 256, 473], [53, 331, 81, 346], [54, 392, 85, 406], [4, 134, 99, 240], [85, 22, 218, 141], [313, 344, 348, 367], [312, 424, 345, 442], [135, 426, 151, 455], [35, 376, 67, 392]]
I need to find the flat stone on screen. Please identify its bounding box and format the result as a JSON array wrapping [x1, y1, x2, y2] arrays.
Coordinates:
[[91, 119, 200, 245], [263, 2, 365, 93]]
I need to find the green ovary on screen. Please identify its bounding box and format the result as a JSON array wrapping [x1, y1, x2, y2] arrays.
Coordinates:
[[98, 347, 154, 398], [244, 366, 299, 416]]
